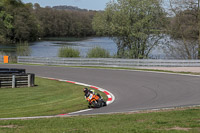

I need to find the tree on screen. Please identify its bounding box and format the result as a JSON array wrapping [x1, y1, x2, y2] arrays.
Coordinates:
[[0, 0, 40, 43], [0, 11, 13, 43], [165, 0, 199, 59], [93, 0, 166, 59], [13, 3, 40, 42], [34, 6, 96, 38], [0, 0, 14, 44]]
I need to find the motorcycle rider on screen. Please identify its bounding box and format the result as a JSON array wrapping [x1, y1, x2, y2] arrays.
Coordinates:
[[83, 87, 106, 108], [83, 88, 101, 99], [83, 88, 92, 97]]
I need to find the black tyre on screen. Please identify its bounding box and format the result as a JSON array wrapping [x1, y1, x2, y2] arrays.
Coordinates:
[[92, 101, 100, 108]]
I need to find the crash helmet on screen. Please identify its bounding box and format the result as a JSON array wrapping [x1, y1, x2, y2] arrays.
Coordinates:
[[83, 88, 88, 93]]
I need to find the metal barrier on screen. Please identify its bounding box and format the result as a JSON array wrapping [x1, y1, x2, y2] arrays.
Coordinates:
[[0, 68, 26, 74], [17, 56, 200, 67], [0, 56, 3, 63], [0, 73, 35, 88]]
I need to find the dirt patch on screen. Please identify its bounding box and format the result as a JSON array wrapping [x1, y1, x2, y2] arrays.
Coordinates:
[[166, 126, 192, 131]]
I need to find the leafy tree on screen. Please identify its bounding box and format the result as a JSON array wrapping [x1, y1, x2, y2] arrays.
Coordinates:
[[93, 0, 166, 59], [33, 6, 95, 38], [0, 11, 13, 44], [13, 3, 40, 42], [0, 0, 40, 44], [0, 0, 15, 44]]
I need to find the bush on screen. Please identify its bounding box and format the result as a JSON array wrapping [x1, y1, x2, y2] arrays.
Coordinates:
[[87, 47, 110, 58], [58, 47, 80, 58]]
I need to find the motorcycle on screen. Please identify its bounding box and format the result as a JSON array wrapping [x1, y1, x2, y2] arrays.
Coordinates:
[[86, 93, 107, 108]]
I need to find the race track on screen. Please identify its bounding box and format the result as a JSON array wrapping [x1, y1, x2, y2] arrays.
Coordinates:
[[1, 64, 200, 116]]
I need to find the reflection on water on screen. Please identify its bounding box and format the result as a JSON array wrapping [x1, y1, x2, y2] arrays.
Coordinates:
[[0, 37, 168, 59], [0, 42, 31, 57], [30, 37, 118, 57]]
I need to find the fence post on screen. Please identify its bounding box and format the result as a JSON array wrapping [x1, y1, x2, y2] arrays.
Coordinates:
[[28, 74, 31, 87], [12, 75, 16, 88], [31, 74, 35, 87], [28, 74, 35, 87]]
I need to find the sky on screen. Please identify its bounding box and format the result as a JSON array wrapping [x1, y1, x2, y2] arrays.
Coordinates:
[[22, 0, 111, 10]]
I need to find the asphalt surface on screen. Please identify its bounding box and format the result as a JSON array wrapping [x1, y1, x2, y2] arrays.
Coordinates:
[[1, 64, 200, 115]]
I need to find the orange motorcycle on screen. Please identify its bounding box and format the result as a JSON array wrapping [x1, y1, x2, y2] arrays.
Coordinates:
[[86, 93, 107, 108]]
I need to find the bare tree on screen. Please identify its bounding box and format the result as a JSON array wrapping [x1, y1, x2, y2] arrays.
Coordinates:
[[165, 0, 199, 59]]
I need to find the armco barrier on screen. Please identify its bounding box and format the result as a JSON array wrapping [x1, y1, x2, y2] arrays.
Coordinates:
[[17, 56, 200, 67], [0, 56, 3, 63], [0, 68, 26, 74]]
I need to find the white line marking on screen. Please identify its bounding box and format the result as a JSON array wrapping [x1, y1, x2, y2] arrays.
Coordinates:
[[75, 83, 90, 86], [68, 109, 93, 115]]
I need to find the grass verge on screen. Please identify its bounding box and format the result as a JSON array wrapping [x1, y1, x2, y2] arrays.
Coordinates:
[[0, 77, 107, 118], [0, 107, 200, 133]]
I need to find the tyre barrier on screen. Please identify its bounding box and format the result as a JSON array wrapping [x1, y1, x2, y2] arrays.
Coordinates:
[[0, 68, 34, 88]]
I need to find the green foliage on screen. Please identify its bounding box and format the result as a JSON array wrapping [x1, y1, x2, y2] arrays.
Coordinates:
[[0, 10, 13, 44], [0, 0, 39, 44], [87, 47, 110, 58], [34, 5, 95, 38], [92, 12, 109, 36], [92, 0, 166, 59], [58, 47, 80, 58], [13, 6, 39, 42], [0, 11, 13, 29]]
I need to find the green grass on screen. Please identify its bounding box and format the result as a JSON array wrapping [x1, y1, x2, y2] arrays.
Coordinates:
[[58, 47, 80, 58], [0, 77, 107, 118], [87, 47, 110, 58], [0, 108, 200, 133]]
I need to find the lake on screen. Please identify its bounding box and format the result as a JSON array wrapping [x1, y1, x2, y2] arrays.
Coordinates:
[[0, 37, 167, 59]]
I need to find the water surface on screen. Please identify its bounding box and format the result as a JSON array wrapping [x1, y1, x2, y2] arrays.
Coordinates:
[[1, 37, 167, 58]]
